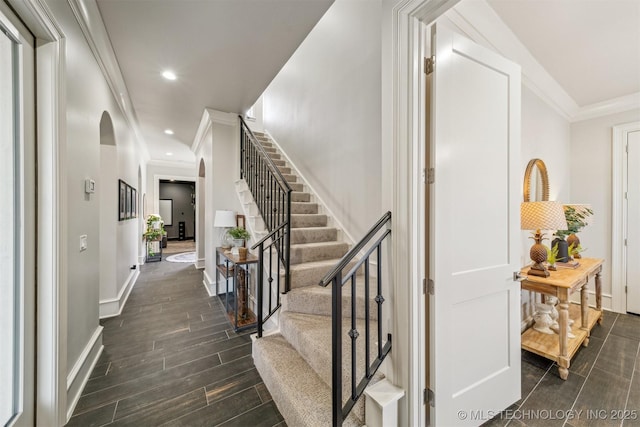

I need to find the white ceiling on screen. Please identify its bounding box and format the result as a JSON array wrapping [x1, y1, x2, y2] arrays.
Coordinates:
[[96, 0, 334, 163], [94, 0, 639, 164], [487, 0, 640, 107]]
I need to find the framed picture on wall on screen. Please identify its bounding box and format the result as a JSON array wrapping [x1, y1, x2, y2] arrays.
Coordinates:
[[132, 188, 137, 218], [118, 180, 126, 221], [125, 185, 132, 219]]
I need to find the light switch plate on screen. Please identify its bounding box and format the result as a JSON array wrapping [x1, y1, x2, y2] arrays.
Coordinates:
[[80, 235, 88, 251], [85, 179, 96, 194]]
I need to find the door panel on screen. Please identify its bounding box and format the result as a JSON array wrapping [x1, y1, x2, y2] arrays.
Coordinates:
[[430, 23, 521, 426], [627, 130, 640, 314]]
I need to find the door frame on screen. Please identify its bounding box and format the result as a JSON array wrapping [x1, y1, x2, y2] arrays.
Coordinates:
[[7, 0, 68, 424], [611, 120, 640, 313], [385, 0, 460, 424]]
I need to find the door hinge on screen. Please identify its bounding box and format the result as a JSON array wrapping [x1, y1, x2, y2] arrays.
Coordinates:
[[625, 238, 628, 246], [424, 388, 435, 406], [424, 56, 434, 75], [427, 168, 435, 184], [625, 285, 628, 293], [625, 192, 628, 200], [626, 144, 629, 154], [428, 279, 434, 295]]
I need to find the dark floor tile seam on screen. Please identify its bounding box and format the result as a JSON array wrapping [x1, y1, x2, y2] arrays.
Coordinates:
[[622, 342, 640, 414], [502, 358, 557, 426], [561, 315, 619, 427], [208, 387, 279, 427]]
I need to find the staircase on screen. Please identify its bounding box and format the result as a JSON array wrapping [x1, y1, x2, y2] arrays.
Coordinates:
[[240, 132, 383, 426]]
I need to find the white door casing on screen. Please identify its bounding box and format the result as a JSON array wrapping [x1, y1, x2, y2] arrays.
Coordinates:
[[429, 23, 521, 426], [0, 2, 35, 425], [626, 130, 640, 314]]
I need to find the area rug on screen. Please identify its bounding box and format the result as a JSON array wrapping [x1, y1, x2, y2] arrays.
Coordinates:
[[166, 252, 197, 263]]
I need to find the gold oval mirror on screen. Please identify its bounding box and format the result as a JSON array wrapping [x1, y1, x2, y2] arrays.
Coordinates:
[[523, 158, 550, 202]]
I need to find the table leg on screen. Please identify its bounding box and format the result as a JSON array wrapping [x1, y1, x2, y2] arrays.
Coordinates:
[[238, 268, 247, 320], [581, 279, 590, 347], [596, 268, 603, 324], [558, 289, 570, 380]]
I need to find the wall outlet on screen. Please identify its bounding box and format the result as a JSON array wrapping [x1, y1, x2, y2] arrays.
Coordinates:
[[80, 235, 88, 251]]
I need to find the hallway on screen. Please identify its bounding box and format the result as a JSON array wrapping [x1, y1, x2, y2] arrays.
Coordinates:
[[67, 241, 285, 426]]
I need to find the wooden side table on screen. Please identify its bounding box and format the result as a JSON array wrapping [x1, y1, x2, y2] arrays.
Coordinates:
[[215, 247, 258, 331], [520, 257, 604, 380]]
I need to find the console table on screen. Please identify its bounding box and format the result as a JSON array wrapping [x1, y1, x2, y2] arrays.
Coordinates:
[[520, 257, 604, 380], [215, 247, 258, 332]]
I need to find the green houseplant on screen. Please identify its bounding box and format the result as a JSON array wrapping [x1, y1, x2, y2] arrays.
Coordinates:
[[227, 227, 250, 255], [143, 214, 166, 257], [545, 242, 560, 271], [552, 205, 593, 262]]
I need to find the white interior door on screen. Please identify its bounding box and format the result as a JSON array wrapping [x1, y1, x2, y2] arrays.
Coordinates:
[[627, 130, 640, 315], [429, 23, 521, 426]]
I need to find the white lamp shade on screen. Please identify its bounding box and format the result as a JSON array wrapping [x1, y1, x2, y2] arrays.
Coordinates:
[[213, 210, 236, 228], [521, 201, 568, 231]]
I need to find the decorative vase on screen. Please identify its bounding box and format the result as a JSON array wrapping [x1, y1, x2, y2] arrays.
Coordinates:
[[567, 234, 581, 259], [231, 238, 244, 255], [552, 238, 569, 263], [238, 247, 248, 261], [533, 303, 555, 334]]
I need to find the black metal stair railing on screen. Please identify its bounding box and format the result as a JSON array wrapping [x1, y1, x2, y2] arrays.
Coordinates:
[[239, 116, 292, 337], [319, 211, 393, 427]]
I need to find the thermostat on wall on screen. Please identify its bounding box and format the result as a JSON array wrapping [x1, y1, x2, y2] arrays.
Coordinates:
[[85, 178, 96, 194]]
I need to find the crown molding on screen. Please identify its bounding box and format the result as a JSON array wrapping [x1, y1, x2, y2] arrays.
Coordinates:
[[146, 159, 196, 169], [66, 0, 150, 161], [445, 1, 638, 122], [191, 108, 238, 154], [572, 92, 640, 123]]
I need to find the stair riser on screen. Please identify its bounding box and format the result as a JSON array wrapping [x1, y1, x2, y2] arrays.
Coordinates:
[[291, 203, 318, 215], [290, 243, 349, 264], [279, 314, 379, 422], [290, 227, 336, 244], [291, 214, 327, 228], [291, 192, 310, 202], [283, 286, 379, 320]]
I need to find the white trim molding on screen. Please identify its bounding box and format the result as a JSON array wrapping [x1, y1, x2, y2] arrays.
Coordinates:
[[65, 0, 150, 161], [65, 326, 103, 422], [386, 1, 460, 424], [191, 108, 238, 154], [203, 269, 216, 296], [573, 93, 640, 123], [612, 121, 640, 313], [99, 269, 140, 318]]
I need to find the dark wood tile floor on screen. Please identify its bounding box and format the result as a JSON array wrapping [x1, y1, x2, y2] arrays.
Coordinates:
[[483, 312, 640, 427], [67, 243, 285, 427]]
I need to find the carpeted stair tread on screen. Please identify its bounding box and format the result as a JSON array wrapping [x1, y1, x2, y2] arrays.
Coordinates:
[[291, 192, 311, 202], [288, 258, 356, 289], [291, 227, 337, 244], [279, 312, 384, 421], [291, 202, 318, 215], [253, 334, 362, 427], [290, 241, 349, 264], [283, 280, 380, 320], [291, 214, 327, 228]]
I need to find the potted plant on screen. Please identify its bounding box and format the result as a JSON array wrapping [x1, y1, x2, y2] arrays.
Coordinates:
[[552, 205, 593, 262], [545, 242, 560, 271], [143, 214, 166, 258], [227, 227, 250, 255]]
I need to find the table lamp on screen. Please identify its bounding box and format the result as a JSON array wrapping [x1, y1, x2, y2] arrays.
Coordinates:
[[213, 210, 236, 249], [521, 201, 568, 277]]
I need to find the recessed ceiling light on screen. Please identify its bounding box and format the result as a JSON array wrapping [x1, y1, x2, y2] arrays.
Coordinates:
[[164, 129, 174, 135], [165, 152, 173, 156], [162, 70, 177, 80]]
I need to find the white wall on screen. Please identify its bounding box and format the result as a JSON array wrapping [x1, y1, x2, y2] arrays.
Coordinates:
[[145, 162, 196, 217], [570, 108, 640, 310], [37, 0, 148, 415], [262, 0, 382, 239]]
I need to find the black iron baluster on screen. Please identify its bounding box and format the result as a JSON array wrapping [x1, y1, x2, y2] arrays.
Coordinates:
[[365, 258, 370, 378]]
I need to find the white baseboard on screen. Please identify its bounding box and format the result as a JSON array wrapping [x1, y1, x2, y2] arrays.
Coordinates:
[[203, 269, 217, 296], [195, 257, 205, 269], [99, 269, 140, 319], [66, 325, 104, 422]]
